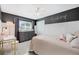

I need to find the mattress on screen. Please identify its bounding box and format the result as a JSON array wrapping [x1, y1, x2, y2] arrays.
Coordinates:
[[31, 35, 79, 55]]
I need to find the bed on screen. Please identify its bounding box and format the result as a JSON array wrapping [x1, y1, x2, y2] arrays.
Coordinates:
[[31, 35, 79, 55]]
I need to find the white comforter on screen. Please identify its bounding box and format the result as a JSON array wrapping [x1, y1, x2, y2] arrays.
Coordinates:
[[31, 35, 79, 55]]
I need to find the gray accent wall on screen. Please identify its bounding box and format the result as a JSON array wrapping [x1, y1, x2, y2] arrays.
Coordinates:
[[35, 7, 79, 36], [0, 6, 2, 32], [1, 12, 35, 43], [37, 7, 79, 24]]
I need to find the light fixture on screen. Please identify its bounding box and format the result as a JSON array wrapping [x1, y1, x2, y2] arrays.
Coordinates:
[[35, 7, 40, 18]]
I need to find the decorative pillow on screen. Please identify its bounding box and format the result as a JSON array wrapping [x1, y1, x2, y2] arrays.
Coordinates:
[[66, 33, 77, 43], [70, 37, 79, 49], [73, 31, 79, 37], [58, 34, 66, 42]]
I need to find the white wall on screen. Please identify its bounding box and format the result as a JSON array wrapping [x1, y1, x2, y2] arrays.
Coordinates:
[[36, 21, 79, 36]]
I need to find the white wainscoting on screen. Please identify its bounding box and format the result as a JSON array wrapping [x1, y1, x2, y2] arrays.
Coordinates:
[[36, 20, 79, 36]]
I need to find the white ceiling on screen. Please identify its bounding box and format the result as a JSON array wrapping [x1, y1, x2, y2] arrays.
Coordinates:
[[1, 4, 79, 20]]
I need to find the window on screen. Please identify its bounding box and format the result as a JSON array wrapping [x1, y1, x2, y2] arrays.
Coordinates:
[[19, 20, 33, 32]]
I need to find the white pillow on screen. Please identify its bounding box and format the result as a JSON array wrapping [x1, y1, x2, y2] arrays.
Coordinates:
[[66, 33, 77, 43], [70, 37, 79, 49]]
